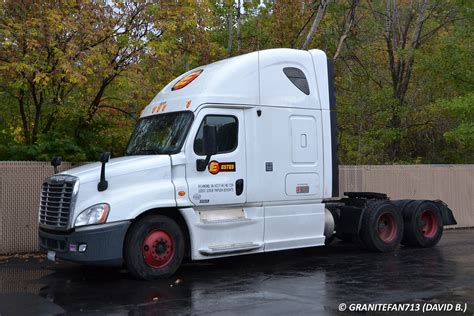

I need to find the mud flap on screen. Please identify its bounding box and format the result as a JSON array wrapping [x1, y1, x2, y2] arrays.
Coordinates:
[[337, 206, 364, 235], [434, 200, 457, 226]]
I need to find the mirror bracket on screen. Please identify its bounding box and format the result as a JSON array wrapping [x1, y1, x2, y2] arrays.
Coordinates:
[[196, 124, 217, 172], [196, 155, 212, 172]]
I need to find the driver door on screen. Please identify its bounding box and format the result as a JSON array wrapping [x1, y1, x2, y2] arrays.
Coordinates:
[[185, 107, 246, 206]]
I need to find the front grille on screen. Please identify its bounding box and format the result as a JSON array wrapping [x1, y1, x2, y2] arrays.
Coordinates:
[[39, 175, 78, 229]]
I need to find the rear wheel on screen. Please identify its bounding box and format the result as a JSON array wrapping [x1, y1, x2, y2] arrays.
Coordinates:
[[359, 201, 403, 252], [401, 201, 443, 248], [124, 215, 184, 280], [393, 199, 413, 214]]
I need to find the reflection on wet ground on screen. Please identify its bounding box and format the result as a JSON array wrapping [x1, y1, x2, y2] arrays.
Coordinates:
[[0, 230, 473, 315]]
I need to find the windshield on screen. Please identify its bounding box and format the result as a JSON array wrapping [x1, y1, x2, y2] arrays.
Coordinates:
[[125, 111, 194, 155]]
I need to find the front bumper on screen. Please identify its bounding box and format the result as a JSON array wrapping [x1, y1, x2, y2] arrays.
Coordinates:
[[39, 221, 130, 266]]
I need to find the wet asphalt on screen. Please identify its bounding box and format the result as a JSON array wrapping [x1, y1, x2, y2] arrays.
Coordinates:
[[0, 229, 473, 316]]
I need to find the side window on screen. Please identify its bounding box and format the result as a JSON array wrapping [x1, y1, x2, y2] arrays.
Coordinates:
[[194, 115, 238, 155], [283, 67, 310, 95]]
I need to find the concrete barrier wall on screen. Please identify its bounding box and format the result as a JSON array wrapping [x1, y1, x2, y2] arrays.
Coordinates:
[[339, 165, 474, 228], [0, 162, 472, 254]]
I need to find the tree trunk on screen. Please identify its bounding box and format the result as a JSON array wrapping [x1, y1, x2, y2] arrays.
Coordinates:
[[17, 90, 30, 143], [85, 74, 116, 125], [236, 0, 241, 54], [333, 0, 359, 63], [380, 0, 429, 160], [43, 84, 66, 134], [29, 80, 43, 144], [301, 0, 330, 50], [226, 9, 233, 56]]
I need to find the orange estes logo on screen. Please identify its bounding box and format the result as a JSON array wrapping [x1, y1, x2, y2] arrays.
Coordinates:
[[172, 69, 203, 91], [208, 161, 220, 175], [208, 161, 236, 175]]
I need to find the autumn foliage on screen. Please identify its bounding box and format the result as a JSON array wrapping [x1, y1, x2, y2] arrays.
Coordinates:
[[0, 0, 472, 163]]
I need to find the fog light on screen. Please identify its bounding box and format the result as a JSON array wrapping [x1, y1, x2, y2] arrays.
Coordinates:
[[78, 244, 87, 253]]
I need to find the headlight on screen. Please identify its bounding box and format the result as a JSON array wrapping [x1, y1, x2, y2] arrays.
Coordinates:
[[75, 203, 110, 227]]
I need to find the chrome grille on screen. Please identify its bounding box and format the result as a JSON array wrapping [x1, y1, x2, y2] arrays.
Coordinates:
[[39, 175, 78, 229]]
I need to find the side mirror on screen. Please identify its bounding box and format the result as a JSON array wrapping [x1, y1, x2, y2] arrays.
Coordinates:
[[100, 152, 111, 163], [197, 125, 217, 171], [51, 156, 63, 174], [98, 152, 111, 192]]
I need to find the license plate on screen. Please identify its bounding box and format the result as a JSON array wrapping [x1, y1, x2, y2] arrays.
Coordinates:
[[47, 250, 56, 262]]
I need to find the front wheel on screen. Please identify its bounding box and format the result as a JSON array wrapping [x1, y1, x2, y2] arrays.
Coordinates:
[[124, 215, 184, 280]]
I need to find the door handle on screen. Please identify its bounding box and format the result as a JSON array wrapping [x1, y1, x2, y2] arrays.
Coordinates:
[[235, 179, 244, 196]]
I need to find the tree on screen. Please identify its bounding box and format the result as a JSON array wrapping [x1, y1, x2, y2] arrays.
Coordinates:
[[368, 0, 458, 160], [333, 0, 360, 62], [0, 0, 471, 163], [301, 0, 330, 49], [237, 0, 242, 54], [0, 1, 157, 145]]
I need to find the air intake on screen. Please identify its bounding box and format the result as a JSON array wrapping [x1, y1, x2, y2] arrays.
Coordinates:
[[39, 175, 78, 230]]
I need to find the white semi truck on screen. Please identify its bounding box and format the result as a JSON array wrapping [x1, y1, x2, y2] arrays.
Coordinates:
[[38, 49, 456, 279]]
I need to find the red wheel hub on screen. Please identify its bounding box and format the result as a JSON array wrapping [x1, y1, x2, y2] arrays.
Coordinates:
[[420, 209, 438, 238], [377, 212, 397, 243], [142, 230, 175, 268]]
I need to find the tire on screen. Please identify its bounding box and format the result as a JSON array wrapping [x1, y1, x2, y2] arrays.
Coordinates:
[[393, 199, 416, 245], [124, 215, 184, 280], [393, 199, 414, 213], [401, 201, 443, 248], [359, 201, 403, 252]]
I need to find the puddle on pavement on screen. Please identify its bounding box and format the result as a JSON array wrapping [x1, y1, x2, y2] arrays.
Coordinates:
[[0, 230, 472, 315]]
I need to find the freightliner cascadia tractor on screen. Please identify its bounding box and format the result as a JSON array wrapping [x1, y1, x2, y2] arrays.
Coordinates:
[[38, 49, 457, 279]]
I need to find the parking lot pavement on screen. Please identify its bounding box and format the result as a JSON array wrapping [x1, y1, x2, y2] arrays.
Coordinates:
[[0, 229, 473, 315]]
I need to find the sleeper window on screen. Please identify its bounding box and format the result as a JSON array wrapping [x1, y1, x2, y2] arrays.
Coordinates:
[[194, 115, 238, 155], [283, 67, 310, 95]]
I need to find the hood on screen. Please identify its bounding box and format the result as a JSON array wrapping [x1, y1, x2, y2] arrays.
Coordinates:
[[62, 155, 171, 184]]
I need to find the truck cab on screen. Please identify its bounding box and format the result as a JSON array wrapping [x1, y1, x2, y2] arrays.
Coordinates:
[[38, 48, 455, 279]]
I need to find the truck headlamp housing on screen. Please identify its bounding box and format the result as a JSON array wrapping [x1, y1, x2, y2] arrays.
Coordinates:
[[75, 203, 110, 227]]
